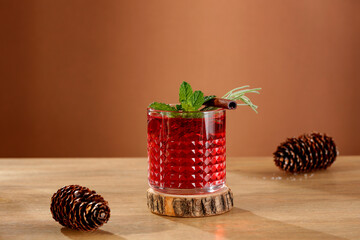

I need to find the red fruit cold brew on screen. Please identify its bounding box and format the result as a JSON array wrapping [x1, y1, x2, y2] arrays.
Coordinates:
[[147, 109, 226, 194]]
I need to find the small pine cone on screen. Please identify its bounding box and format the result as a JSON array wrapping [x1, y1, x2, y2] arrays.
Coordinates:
[[274, 133, 337, 173], [50, 185, 110, 231]]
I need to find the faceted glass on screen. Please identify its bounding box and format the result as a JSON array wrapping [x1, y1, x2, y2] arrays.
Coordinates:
[[147, 108, 226, 194]]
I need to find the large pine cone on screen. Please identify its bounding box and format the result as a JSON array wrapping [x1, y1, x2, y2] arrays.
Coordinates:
[[50, 185, 110, 231], [274, 133, 337, 173]]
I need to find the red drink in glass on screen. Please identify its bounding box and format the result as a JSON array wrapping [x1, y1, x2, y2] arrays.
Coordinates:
[[147, 108, 226, 194]]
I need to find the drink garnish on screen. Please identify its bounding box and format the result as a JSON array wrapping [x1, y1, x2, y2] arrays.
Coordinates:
[[149, 81, 261, 112]]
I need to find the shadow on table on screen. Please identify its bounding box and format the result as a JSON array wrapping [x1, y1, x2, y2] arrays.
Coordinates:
[[107, 214, 172, 235], [61, 228, 125, 240], [231, 162, 360, 198], [164, 207, 346, 240]]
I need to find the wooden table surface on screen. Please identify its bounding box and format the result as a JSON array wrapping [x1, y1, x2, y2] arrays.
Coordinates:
[[0, 156, 359, 240]]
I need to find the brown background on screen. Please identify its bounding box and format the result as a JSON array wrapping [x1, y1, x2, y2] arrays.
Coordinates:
[[0, 0, 359, 157]]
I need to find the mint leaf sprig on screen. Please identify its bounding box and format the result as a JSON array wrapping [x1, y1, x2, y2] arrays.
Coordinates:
[[148, 102, 177, 111], [179, 82, 209, 111], [149, 81, 214, 112]]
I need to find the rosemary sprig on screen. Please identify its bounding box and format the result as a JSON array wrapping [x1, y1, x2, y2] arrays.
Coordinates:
[[201, 86, 261, 112], [223, 86, 261, 112]]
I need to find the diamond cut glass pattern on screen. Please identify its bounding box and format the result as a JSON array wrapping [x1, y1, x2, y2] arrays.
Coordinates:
[[147, 108, 226, 194]]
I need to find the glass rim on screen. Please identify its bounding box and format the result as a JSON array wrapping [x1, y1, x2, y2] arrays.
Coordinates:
[[147, 104, 226, 114]]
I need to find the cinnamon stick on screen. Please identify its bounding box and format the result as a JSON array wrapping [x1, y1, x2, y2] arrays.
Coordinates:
[[204, 98, 237, 110]]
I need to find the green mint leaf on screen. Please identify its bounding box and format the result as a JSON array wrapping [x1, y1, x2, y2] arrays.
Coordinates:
[[179, 81, 193, 103], [189, 90, 204, 110], [204, 95, 216, 103], [181, 102, 192, 111], [148, 102, 177, 111], [176, 104, 183, 110]]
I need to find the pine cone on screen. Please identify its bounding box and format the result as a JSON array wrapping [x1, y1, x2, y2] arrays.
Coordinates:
[[274, 133, 337, 173], [50, 185, 110, 231]]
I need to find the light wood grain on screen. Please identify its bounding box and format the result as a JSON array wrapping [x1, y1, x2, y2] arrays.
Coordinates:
[[147, 186, 233, 217], [0, 157, 359, 240]]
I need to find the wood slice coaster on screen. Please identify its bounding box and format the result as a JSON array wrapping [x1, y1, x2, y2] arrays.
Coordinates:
[[147, 186, 233, 217]]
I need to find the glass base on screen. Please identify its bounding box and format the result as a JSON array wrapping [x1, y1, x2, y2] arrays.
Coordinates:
[[149, 183, 225, 195]]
